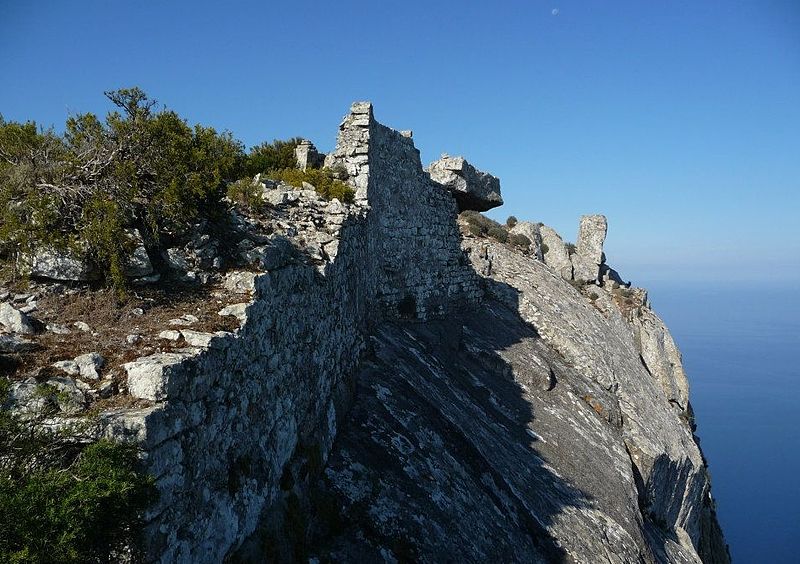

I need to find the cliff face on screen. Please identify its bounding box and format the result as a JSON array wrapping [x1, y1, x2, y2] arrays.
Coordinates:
[[3, 102, 727, 562]]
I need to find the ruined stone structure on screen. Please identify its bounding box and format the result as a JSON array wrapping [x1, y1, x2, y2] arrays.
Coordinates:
[[325, 102, 483, 321], [293, 139, 324, 171], [95, 102, 486, 561], [2, 102, 728, 563]]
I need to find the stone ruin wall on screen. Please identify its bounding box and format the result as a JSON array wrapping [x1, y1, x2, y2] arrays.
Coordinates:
[[103, 215, 369, 562], [100, 102, 486, 562], [325, 102, 483, 321]]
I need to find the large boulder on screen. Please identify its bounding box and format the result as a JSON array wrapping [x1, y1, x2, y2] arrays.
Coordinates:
[[124, 230, 154, 278], [0, 302, 35, 334], [572, 215, 607, 283], [539, 225, 573, 280], [27, 247, 96, 281], [427, 155, 503, 212]]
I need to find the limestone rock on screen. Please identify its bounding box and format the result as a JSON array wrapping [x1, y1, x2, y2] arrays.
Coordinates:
[[180, 330, 231, 349], [633, 308, 690, 410], [164, 248, 191, 272], [573, 215, 607, 283], [124, 230, 154, 278], [600, 263, 627, 288], [5, 379, 49, 415], [123, 353, 193, 401], [218, 303, 248, 324], [47, 323, 71, 335], [240, 238, 294, 271], [75, 352, 104, 380], [539, 225, 573, 280], [158, 330, 183, 341], [46, 376, 86, 414], [168, 314, 199, 327], [223, 271, 257, 294], [0, 334, 38, 353], [509, 221, 544, 260], [27, 247, 96, 281], [462, 239, 726, 562], [0, 302, 36, 334], [427, 154, 503, 212], [53, 359, 80, 376]]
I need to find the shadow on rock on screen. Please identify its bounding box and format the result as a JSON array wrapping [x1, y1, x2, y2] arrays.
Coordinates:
[[306, 281, 592, 563]]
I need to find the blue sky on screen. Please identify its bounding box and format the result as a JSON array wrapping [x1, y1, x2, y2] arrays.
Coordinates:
[[2, 0, 798, 283]]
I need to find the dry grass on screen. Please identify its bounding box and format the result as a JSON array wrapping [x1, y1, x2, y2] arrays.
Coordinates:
[[2, 281, 243, 411]]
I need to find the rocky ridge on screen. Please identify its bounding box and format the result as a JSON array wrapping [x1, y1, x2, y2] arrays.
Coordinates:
[[0, 102, 728, 563]]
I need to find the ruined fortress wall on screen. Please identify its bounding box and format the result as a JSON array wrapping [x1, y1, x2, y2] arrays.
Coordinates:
[[102, 103, 486, 562], [104, 218, 370, 563], [326, 102, 482, 320]]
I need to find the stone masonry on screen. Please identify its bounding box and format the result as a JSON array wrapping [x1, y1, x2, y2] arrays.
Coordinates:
[[97, 102, 491, 562]]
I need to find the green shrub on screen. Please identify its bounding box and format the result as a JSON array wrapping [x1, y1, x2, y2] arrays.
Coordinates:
[[245, 138, 302, 177], [509, 233, 530, 249], [227, 178, 263, 211], [266, 168, 354, 203], [541, 242, 549, 254], [0, 88, 246, 292], [467, 223, 483, 237], [565, 242, 576, 255], [461, 210, 500, 236], [506, 215, 518, 228], [487, 226, 508, 243], [0, 440, 156, 563], [0, 378, 156, 563]]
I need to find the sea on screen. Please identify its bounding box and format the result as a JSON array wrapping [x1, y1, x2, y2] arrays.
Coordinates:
[[644, 281, 800, 563]]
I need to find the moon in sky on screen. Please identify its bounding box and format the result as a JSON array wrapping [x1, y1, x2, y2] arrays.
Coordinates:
[[552, 8, 559, 16]]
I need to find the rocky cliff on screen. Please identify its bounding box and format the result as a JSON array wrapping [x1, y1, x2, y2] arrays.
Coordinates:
[[0, 102, 728, 563]]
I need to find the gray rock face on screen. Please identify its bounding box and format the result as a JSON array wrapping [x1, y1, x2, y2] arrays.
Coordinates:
[[0, 302, 36, 334], [465, 240, 728, 563], [632, 308, 691, 411], [573, 214, 608, 283], [510, 221, 544, 260], [124, 230, 154, 278], [539, 224, 573, 280], [427, 154, 503, 211], [27, 247, 96, 281], [314, 312, 655, 562], [75, 352, 104, 381]]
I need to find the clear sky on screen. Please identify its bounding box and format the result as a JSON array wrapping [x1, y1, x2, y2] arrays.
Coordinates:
[[2, 0, 798, 284]]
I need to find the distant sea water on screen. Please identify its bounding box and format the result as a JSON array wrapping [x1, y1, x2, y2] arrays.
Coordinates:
[[644, 281, 800, 563]]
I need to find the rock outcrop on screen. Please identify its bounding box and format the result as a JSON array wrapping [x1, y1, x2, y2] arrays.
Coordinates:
[[509, 220, 544, 260], [427, 154, 503, 211], [1, 102, 728, 564], [540, 224, 574, 280], [572, 214, 608, 283]]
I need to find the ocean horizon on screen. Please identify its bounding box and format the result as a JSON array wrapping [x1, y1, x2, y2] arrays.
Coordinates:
[[644, 280, 799, 563]]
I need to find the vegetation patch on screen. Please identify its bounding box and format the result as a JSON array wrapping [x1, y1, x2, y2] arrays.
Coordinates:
[[266, 167, 354, 204], [0, 380, 156, 563]]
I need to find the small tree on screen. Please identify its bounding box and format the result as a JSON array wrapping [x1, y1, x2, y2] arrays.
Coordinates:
[[506, 215, 518, 228], [0, 88, 246, 291], [245, 138, 303, 177]]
